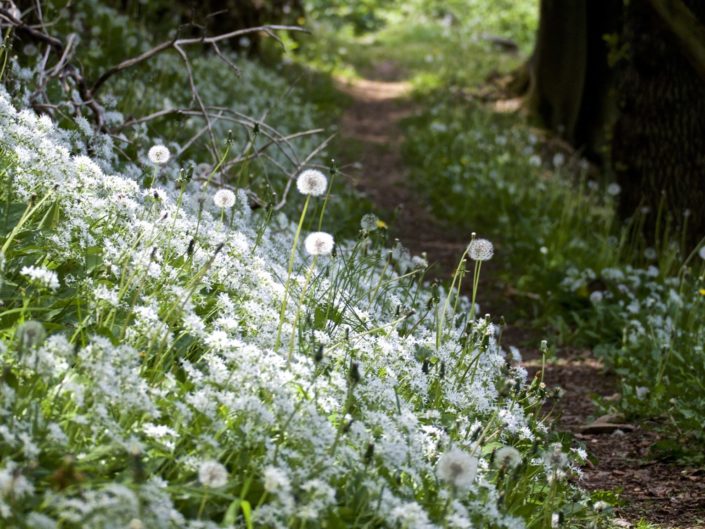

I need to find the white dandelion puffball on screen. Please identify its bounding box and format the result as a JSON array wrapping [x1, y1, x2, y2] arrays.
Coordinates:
[[213, 189, 236, 209], [304, 232, 335, 256], [198, 460, 228, 488], [467, 238, 494, 261], [437, 448, 478, 489], [698, 246, 705, 260], [148, 145, 170, 165], [296, 169, 328, 196], [606, 182, 621, 196], [360, 213, 379, 232], [494, 446, 522, 469]]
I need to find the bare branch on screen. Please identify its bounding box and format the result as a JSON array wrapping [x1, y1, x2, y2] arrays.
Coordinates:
[[91, 24, 308, 95]]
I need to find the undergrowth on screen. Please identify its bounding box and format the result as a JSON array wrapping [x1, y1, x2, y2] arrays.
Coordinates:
[[0, 1, 613, 528]]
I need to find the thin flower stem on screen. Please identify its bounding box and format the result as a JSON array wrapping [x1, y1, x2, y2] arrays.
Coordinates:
[[317, 171, 335, 231], [275, 195, 311, 351], [288, 256, 318, 363]]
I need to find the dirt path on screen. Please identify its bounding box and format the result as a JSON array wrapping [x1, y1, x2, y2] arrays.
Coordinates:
[[334, 63, 468, 275], [334, 62, 705, 528]]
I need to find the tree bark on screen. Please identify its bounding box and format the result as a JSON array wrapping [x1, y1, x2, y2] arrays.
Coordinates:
[[612, 0, 705, 244]]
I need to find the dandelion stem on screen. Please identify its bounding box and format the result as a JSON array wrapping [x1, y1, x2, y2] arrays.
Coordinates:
[[275, 195, 311, 351], [288, 257, 318, 363]]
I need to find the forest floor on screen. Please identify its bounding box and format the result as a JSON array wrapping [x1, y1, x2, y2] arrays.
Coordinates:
[[333, 61, 705, 529]]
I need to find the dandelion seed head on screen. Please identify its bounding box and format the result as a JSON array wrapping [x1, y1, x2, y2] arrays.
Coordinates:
[[213, 189, 236, 209], [552, 152, 565, 168], [593, 501, 610, 512], [437, 448, 478, 489], [467, 238, 494, 261], [360, 213, 379, 232], [304, 232, 335, 256], [296, 169, 327, 196], [147, 145, 170, 165], [494, 446, 522, 469], [198, 460, 228, 488], [589, 291, 603, 304], [606, 182, 621, 196], [263, 466, 291, 493], [698, 246, 705, 260]]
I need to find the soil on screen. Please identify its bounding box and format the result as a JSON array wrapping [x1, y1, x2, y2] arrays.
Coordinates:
[[333, 62, 705, 529]]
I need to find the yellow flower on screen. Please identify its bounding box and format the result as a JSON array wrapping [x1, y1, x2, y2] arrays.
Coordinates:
[[375, 219, 388, 230], [698, 288, 705, 296]]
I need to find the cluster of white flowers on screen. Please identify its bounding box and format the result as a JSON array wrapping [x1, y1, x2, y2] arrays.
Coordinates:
[[0, 90, 567, 528], [20, 265, 59, 290]]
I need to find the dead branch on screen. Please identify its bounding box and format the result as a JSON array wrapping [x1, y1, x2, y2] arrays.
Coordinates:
[[91, 25, 308, 96]]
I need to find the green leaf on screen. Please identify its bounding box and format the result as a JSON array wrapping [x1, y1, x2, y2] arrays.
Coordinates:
[[241, 500, 253, 529]]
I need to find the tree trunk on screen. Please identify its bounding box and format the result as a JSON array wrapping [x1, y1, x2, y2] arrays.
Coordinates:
[[612, 0, 705, 245], [527, 0, 620, 161]]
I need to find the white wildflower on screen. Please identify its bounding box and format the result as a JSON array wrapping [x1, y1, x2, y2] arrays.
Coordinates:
[[147, 145, 170, 165], [213, 189, 236, 209], [20, 265, 59, 290], [296, 169, 328, 196], [437, 447, 478, 489], [304, 232, 335, 256], [198, 460, 228, 488], [467, 238, 494, 261], [635, 386, 649, 400]]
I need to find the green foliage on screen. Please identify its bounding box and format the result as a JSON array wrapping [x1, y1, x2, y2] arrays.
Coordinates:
[[402, 81, 705, 460], [296, 0, 537, 89]]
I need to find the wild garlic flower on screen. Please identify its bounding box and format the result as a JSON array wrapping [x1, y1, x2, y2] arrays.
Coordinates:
[[436, 448, 478, 489], [304, 232, 334, 256], [296, 169, 327, 196], [213, 189, 236, 209], [494, 446, 522, 469], [467, 238, 494, 261], [20, 265, 59, 290], [198, 460, 228, 488], [147, 145, 170, 165]]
